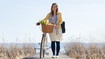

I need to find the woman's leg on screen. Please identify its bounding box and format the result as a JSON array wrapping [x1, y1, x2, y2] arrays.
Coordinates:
[[56, 41, 60, 56], [51, 41, 56, 55]]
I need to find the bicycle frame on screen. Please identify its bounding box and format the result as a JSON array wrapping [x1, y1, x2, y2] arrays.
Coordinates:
[[36, 22, 48, 58]]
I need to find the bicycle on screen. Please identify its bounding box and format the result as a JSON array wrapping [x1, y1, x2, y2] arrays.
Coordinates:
[[36, 22, 48, 58]]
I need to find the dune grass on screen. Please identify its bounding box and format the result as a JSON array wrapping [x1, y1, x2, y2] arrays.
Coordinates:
[[0, 44, 36, 59], [65, 42, 105, 59]]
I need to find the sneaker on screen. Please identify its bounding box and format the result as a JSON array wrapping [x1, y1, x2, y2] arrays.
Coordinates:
[[52, 55, 56, 58], [56, 55, 59, 58]]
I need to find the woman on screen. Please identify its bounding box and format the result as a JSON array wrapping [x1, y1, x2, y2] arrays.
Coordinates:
[[37, 3, 63, 58], [44, 3, 63, 58]]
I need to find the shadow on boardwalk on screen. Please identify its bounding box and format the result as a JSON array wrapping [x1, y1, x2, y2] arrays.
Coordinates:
[[23, 57, 40, 59]]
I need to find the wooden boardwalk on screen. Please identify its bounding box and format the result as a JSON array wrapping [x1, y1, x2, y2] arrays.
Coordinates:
[[22, 49, 74, 59]]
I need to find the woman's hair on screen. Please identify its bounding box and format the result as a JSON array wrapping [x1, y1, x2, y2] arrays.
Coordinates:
[[50, 3, 58, 16]]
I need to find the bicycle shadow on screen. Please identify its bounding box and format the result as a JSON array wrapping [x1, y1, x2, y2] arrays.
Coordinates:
[[22, 57, 40, 59]]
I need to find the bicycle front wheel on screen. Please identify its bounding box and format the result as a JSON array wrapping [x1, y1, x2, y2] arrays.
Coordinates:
[[40, 33, 46, 58]]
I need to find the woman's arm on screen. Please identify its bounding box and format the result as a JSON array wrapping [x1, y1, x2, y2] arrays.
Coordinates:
[[55, 12, 63, 27], [58, 12, 63, 25], [43, 13, 50, 21], [36, 13, 50, 26]]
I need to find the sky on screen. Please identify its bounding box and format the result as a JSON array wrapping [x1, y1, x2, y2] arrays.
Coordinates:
[[0, 0, 105, 43]]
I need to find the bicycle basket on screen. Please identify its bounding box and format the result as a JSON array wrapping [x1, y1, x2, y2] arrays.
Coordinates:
[[41, 24, 54, 33]]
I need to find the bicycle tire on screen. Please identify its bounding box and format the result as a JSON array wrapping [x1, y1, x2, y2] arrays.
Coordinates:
[[42, 34, 46, 57], [40, 34, 44, 58], [43, 49, 45, 57], [40, 33, 47, 58]]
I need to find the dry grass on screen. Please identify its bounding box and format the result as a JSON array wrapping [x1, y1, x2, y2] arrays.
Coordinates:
[[0, 44, 36, 59], [65, 42, 105, 59]]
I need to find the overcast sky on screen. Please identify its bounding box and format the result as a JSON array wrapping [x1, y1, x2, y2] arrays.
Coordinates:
[[0, 0, 105, 43]]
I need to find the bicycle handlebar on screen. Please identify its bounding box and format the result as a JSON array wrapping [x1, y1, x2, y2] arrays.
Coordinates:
[[36, 22, 40, 26]]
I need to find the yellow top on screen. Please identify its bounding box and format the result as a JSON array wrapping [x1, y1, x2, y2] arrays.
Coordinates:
[[44, 12, 63, 29]]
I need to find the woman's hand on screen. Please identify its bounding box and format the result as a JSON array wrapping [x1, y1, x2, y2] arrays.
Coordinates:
[[53, 24, 59, 29], [56, 24, 60, 26], [52, 24, 56, 29], [55, 24, 59, 28]]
